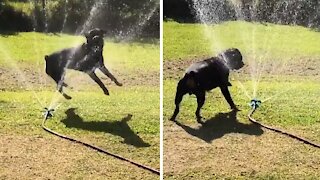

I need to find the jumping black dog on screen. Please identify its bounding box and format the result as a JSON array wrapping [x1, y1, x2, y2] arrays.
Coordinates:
[[44, 28, 122, 99], [170, 48, 245, 123]]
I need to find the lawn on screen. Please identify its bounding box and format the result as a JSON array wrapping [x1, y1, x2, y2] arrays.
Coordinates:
[[164, 21, 320, 61], [164, 21, 320, 179], [0, 32, 159, 72], [0, 32, 159, 179]]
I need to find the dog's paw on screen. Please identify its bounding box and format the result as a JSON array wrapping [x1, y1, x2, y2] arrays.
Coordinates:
[[231, 106, 240, 111], [169, 117, 177, 122], [115, 81, 123, 86], [63, 93, 72, 100], [196, 116, 204, 124]]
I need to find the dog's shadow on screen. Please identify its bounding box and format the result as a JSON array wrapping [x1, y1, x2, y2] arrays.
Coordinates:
[[174, 110, 263, 143], [61, 108, 150, 147]]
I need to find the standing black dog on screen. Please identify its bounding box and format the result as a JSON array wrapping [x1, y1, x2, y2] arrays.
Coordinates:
[[170, 48, 245, 123], [44, 28, 122, 99]]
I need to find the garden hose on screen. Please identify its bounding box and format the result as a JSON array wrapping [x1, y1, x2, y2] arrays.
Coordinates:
[[42, 108, 160, 175], [248, 100, 320, 149]]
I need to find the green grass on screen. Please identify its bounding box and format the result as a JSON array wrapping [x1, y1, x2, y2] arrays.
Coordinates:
[[164, 21, 320, 60], [0, 88, 159, 135], [0, 87, 160, 177], [164, 20, 320, 179], [164, 79, 320, 128], [0, 32, 159, 179], [0, 32, 159, 72], [164, 21, 320, 128], [0, 88, 160, 178]]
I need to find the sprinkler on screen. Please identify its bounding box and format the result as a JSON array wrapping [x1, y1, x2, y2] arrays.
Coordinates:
[[43, 107, 54, 120], [250, 98, 261, 110]]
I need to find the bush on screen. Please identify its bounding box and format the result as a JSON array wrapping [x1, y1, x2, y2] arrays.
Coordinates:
[[29, 0, 159, 39], [0, 1, 33, 32], [164, 0, 320, 29]]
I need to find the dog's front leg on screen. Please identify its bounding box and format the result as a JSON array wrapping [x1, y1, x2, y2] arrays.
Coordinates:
[[220, 86, 238, 110], [99, 65, 122, 86], [89, 72, 110, 95]]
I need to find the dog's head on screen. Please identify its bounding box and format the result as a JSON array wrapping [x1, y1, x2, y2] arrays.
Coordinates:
[[85, 28, 106, 45], [88, 36, 104, 54], [218, 48, 244, 70]]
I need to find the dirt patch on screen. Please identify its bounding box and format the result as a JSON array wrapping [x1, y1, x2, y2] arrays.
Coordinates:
[[164, 57, 320, 80], [164, 120, 320, 178], [0, 66, 159, 91], [0, 134, 158, 179]]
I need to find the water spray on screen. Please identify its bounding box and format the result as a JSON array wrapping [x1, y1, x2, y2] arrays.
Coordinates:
[[43, 107, 55, 120], [249, 98, 261, 111]]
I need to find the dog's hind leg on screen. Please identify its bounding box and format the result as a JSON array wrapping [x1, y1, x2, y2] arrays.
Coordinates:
[[195, 91, 206, 124], [55, 72, 72, 100], [62, 82, 69, 88], [88, 72, 110, 95], [170, 80, 187, 121], [99, 65, 122, 86]]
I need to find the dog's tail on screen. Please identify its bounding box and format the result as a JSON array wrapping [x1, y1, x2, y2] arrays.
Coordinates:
[[184, 71, 197, 89], [45, 55, 49, 61]]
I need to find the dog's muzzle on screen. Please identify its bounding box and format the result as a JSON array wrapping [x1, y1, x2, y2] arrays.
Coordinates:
[[91, 46, 102, 53]]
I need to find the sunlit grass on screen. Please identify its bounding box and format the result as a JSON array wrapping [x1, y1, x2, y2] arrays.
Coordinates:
[[0, 32, 159, 72], [0, 31, 160, 178], [164, 21, 320, 61]]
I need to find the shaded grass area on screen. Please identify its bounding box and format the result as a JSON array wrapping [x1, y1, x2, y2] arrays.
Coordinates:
[[164, 21, 320, 61], [0, 32, 160, 72]]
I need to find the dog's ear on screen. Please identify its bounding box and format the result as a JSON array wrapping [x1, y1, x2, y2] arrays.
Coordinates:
[[99, 29, 106, 36], [84, 32, 90, 39]]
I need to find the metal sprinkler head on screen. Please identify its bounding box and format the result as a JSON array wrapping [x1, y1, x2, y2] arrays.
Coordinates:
[[43, 107, 55, 120], [250, 98, 262, 110]]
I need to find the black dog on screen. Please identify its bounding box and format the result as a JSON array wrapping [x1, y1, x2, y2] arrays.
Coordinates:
[[44, 28, 122, 99], [170, 48, 245, 123]]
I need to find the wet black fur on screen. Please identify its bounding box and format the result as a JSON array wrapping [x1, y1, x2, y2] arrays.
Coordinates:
[[170, 48, 244, 123], [44, 28, 122, 99]]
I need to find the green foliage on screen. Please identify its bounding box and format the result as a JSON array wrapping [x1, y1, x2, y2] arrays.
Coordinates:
[[0, 1, 33, 31], [4, 0, 159, 38], [164, 0, 320, 29], [7, 1, 34, 15]]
